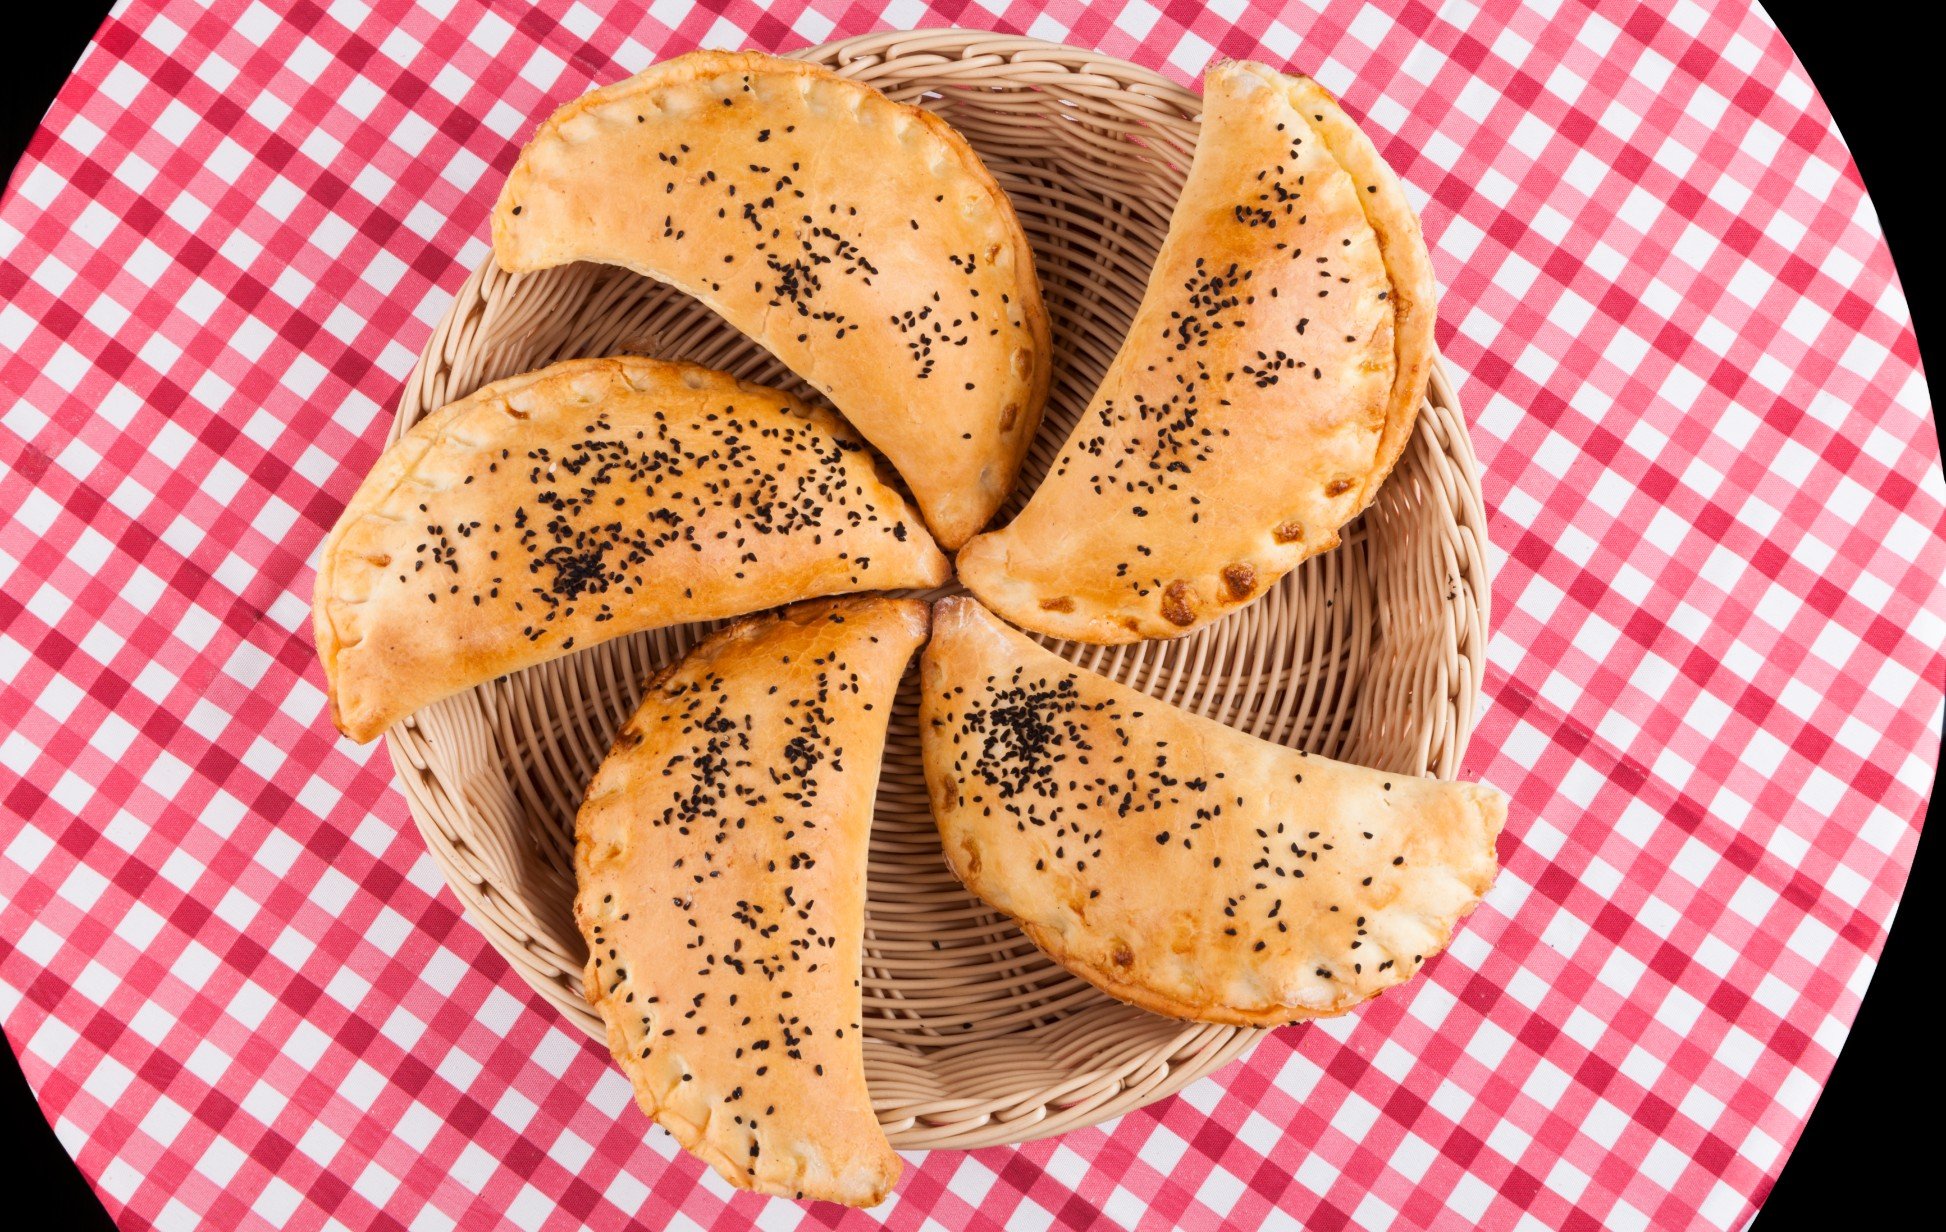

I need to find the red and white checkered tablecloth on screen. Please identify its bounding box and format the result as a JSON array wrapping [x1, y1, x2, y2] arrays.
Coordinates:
[[0, 1, 1936, 1228]]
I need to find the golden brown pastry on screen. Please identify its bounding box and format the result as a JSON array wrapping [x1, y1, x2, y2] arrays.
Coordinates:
[[576, 596, 926, 1205], [492, 50, 1051, 550], [313, 356, 947, 742], [956, 60, 1436, 642], [921, 597, 1501, 1025]]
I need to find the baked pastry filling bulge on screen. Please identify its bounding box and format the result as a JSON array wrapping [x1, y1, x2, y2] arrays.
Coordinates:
[[493, 50, 1052, 550], [922, 598, 1503, 1025], [957, 60, 1437, 643], [314, 356, 948, 742], [575, 597, 927, 1205]]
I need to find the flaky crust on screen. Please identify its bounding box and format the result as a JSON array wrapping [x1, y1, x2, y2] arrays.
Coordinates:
[[956, 60, 1437, 642], [492, 50, 1052, 549], [575, 596, 927, 1206], [313, 356, 947, 742], [920, 598, 1502, 1026]]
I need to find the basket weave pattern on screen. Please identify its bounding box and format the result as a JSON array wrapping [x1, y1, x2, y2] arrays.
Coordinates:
[[383, 30, 1491, 1149]]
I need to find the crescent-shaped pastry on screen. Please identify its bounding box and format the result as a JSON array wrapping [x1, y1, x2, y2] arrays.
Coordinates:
[[956, 60, 1437, 642], [492, 50, 1052, 550], [575, 596, 927, 1206], [313, 356, 947, 743], [921, 598, 1502, 1025]]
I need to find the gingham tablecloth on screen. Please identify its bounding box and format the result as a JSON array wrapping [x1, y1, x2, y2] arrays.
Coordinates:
[[0, 1, 1937, 1229]]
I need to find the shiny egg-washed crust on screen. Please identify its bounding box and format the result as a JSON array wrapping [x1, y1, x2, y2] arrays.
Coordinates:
[[492, 50, 1052, 550], [920, 598, 1502, 1026], [956, 60, 1437, 642], [313, 356, 947, 743], [575, 597, 928, 1205]]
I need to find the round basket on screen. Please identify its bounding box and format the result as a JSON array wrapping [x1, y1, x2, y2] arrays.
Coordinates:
[[382, 29, 1492, 1150]]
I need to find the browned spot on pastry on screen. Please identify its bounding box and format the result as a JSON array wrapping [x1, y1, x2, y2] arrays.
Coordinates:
[[504, 405, 530, 421], [1325, 477, 1354, 497], [958, 838, 982, 876], [1112, 944, 1134, 968], [999, 402, 1019, 431], [1222, 564, 1255, 601], [1273, 520, 1305, 544], [615, 726, 644, 751], [366, 553, 392, 568], [1119, 616, 1142, 633], [1039, 596, 1074, 613], [1160, 581, 1196, 628]]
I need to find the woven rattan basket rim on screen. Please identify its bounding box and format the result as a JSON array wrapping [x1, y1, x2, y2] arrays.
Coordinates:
[[379, 28, 1492, 1151]]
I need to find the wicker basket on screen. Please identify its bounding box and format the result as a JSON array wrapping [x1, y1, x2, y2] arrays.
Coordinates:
[[381, 29, 1491, 1149]]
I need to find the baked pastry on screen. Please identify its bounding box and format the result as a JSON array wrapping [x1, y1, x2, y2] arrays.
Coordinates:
[[920, 597, 1502, 1025], [956, 60, 1436, 642], [575, 596, 927, 1205], [314, 356, 947, 743], [492, 50, 1052, 550]]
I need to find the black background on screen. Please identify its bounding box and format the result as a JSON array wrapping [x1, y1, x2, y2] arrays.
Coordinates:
[[1, 3, 1935, 1228]]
